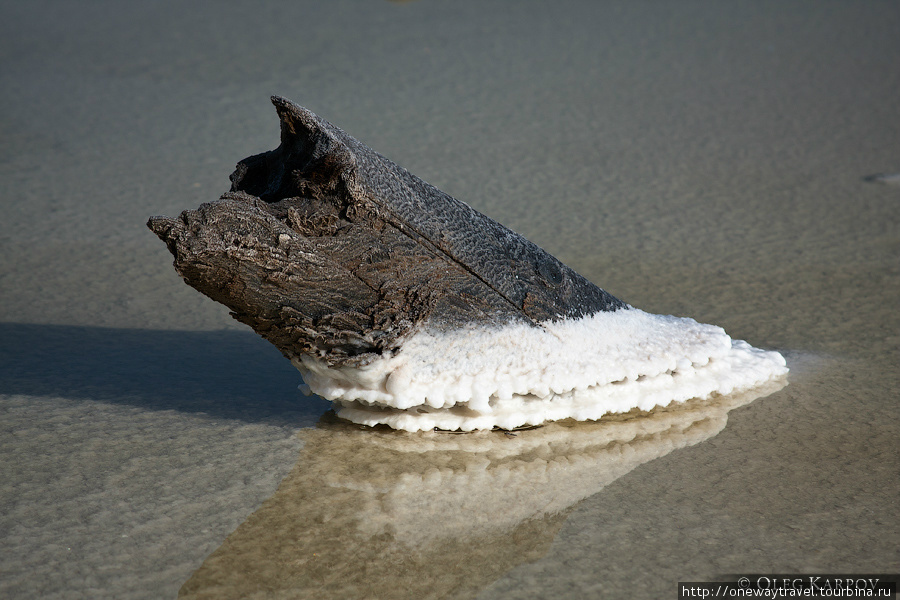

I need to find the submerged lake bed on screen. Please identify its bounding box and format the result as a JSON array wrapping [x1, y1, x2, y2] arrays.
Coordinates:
[[1, 1, 898, 598]]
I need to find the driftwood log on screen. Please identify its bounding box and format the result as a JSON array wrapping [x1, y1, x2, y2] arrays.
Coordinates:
[[148, 97, 625, 369]]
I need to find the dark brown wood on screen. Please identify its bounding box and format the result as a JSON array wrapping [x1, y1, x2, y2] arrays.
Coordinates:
[[148, 97, 625, 368]]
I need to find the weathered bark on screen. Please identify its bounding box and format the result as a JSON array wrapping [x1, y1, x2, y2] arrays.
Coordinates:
[[148, 97, 625, 367]]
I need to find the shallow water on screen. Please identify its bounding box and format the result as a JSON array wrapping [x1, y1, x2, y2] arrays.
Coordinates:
[[1, 1, 898, 598]]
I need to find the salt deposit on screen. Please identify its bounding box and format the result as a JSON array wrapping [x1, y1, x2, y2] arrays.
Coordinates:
[[294, 307, 788, 431]]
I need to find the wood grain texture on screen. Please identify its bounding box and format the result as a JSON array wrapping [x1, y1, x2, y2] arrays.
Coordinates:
[[148, 97, 625, 367]]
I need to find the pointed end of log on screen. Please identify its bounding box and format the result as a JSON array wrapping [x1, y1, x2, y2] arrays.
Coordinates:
[[147, 216, 181, 251], [147, 215, 174, 236]]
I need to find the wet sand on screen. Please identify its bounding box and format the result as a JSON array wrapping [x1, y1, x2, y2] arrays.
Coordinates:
[[1, 1, 898, 598]]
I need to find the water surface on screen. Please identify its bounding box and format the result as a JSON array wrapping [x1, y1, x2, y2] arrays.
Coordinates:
[[1, 1, 898, 598]]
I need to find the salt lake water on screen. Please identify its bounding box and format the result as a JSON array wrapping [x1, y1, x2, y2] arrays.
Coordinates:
[[1, 1, 898, 598]]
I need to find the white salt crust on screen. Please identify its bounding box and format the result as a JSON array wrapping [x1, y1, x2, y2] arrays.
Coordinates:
[[293, 307, 788, 432]]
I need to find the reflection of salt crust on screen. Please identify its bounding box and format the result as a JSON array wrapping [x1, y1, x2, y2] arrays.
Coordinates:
[[293, 308, 788, 432], [349, 415, 727, 550]]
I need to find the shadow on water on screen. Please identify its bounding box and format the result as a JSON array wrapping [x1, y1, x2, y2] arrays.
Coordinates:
[[0, 322, 331, 425]]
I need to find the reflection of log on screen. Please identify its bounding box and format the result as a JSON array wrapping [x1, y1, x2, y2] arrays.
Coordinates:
[[148, 96, 624, 369], [177, 379, 786, 600]]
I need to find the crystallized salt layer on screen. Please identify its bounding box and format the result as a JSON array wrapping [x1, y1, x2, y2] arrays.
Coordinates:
[[293, 307, 788, 432]]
